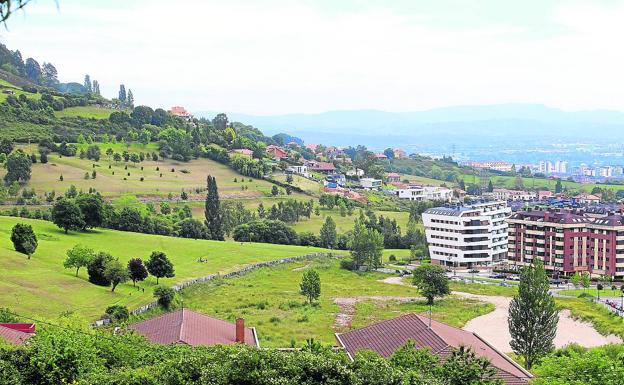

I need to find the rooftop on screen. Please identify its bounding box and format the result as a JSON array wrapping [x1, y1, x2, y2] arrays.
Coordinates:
[[0, 323, 35, 345], [336, 314, 530, 385], [129, 309, 258, 347]]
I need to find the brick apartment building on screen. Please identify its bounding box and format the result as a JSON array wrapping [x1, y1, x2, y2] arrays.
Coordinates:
[[507, 210, 624, 278]]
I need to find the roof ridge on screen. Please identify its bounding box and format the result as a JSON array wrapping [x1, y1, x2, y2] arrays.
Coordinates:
[[471, 331, 533, 378], [337, 313, 423, 337], [178, 308, 187, 343]]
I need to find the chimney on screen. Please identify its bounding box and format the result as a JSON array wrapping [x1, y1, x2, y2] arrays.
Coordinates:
[[235, 318, 245, 344]]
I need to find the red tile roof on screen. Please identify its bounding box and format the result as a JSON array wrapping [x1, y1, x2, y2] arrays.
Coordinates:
[[0, 324, 35, 345], [336, 314, 531, 385], [129, 309, 259, 347], [306, 161, 335, 171]]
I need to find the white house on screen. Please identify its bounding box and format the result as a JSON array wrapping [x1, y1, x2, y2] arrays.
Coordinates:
[[487, 188, 536, 202], [286, 165, 309, 177], [395, 186, 453, 202], [360, 178, 382, 190], [346, 168, 365, 177]]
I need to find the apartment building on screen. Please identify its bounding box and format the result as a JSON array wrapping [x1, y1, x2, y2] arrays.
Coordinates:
[[487, 188, 536, 202], [507, 210, 624, 278], [395, 186, 453, 202], [423, 201, 511, 268]]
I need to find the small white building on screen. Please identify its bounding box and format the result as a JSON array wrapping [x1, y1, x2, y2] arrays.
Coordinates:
[[286, 165, 309, 177], [395, 186, 453, 202], [346, 168, 365, 177], [360, 178, 382, 190]]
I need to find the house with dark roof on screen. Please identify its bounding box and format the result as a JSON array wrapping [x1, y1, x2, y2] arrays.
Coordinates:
[[128, 309, 259, 347], [0, 323, 35, 345], [336, 314, 531, 385]]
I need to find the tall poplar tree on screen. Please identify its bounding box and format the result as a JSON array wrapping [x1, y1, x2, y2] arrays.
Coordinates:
[[118, 84, 126, 102], [127, 89, 134, 107], [508, 260, 559, 369], [84, 74, 92, 93], [204, 175, 224, 240]]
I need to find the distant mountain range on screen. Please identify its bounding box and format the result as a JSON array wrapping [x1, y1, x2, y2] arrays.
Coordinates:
[[195, 104, 624, 154]]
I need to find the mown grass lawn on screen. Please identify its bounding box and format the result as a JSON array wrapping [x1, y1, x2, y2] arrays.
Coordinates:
[[54, 106, 117, 119], [175, 258, 495, 348], [0, 217, 333, 321], [291, 207, 414, 234]]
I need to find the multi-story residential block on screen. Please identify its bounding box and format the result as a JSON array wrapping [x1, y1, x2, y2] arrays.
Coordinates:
[[507, 210, 624, 278], [360, 178, 382, 190], [465, 161, 513, 172], [423, 201, 511, 268], [395, 186, 453, 202], [487, 188, 536, 202]]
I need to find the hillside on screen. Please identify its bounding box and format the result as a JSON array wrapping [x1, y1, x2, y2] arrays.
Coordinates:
[[0, 216, 331, 320]]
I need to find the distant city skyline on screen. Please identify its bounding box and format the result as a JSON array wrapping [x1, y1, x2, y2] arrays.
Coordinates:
[[3, 0, 624, 114]]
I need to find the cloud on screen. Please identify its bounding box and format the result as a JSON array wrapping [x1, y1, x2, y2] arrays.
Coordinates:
[[2, 0, 624, 114]]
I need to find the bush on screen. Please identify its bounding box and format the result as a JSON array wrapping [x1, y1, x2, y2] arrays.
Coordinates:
[[233, 219, 298, 245], [87, 252, 114, 286], [340, 259, 356, 271], [389, 254, 396, 262], [10, 223, 37, 258], [104, 305, 129, 323], [154, 286, 175, 309]]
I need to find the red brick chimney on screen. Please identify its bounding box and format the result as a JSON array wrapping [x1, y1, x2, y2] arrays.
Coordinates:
[[235, 318, 245, 343]]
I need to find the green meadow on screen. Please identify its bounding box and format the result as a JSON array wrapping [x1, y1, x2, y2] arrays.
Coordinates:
[[0, 216, 332, 321], [174, 258, 494, 347]]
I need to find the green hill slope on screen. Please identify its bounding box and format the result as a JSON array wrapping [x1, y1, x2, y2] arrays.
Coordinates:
[[0, 217, 331, 320]]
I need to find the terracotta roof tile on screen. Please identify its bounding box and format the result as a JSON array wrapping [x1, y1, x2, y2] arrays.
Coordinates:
[[336, 314, 531, 385], [129, 309, 258, 347], [0, 325, 33, 345]]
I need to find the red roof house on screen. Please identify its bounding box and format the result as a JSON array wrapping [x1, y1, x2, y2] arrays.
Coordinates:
[[386, 172, 401, 183], [129, 309, 259, 347], [230, 148, 254, 158], [266, 145, 288, 160], [0, 323, 35, 345], [305, 160, 336, 173], [336, 314, 531, 385]]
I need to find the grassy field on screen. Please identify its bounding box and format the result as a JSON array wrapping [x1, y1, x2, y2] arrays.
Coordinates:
[[556, 297, 624, 339], [461, 173, 624, 194], [54, 106, 117, 119], [559, 288, 623, 297], [0, 79, 42, 103], [291, 207, 413, 234], [272, 174, 323, 196], [6, 144, 294, 200], [175, 258, 494, 347], [0, 216, 333, 320]]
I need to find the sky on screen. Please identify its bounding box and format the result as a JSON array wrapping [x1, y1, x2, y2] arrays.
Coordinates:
[[2, 0, 624, 114]]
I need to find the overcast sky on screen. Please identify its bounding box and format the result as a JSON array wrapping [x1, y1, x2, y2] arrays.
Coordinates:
[[2, 0, 624, 114]]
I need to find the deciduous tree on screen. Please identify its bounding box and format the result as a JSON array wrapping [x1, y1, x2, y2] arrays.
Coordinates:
[[52, 198, 84, 233], [146, 251, 175, 284], [104, 258, 129, 292], [127, 258, 148, 286], [300, 269, 321, 304], [4, 149, 32, 184], [63, 244, 94, 277], [10, 223, 37, 258], [412, 264, 449, 305]]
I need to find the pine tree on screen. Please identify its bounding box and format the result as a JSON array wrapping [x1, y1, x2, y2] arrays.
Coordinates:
[[487, 180, 494, 192], [204, 175, 224, 240], [84, 74, 92, 93], [319, 216, 337, 249], [118, 84, 126, 102], [508, 260, 558, 369]]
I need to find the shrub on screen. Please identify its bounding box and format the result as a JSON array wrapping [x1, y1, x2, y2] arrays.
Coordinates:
[[340, 259, 356, 271], [104, 305, 129, 323], [87, 252, 114, 286], [389, 254, 396, 262], [154, 286, 175, 309], [10, 223, 37, 258]]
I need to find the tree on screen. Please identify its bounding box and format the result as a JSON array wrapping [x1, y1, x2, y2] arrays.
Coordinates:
[[440, 346, 500, 385], [83, 74, 92, 93], [127, 258, 148, 286], [581, 271, 590, 291], [487, 180, 494, 192], [350, 221, 384, 270], [555, 179, 562, 194], [271, 185, 279, 196], [24, 57, 41, 83], [52, 198, 85, 233], [92, 79, 101, 95], [212, 113, 229, 130], [204, 175, 224, 240], [513, 175, 524, 190], [146, 251, 175, 284], [75, 194, 103, 230], [319, 216, 337, 249], [118, 84, 126, 102], [300, 269, 321, 304], [127, 89, 134, 107], [570, 272, 581, 288], [85, 145, 101, 161], [412, 264, 450, 305], [4, 149, 32, 184], [41, 62, 59, 87], [63, 244, 94, 277], [104, 305, 129, 323], [10, 223, 37, 258], [104, 258, 129, 292], [87, 252, 114, 286], [154, 286, 175, 309], [383, 148, 395, 159], [0, 139, 13, 155], [177, 218, 206, 239], [508, 260, 558, 369]]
